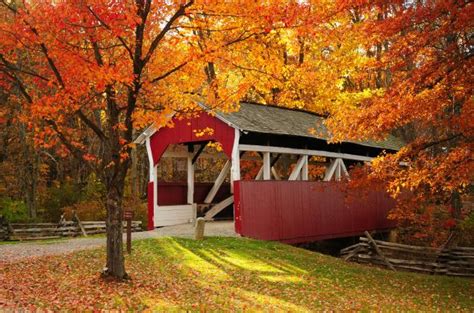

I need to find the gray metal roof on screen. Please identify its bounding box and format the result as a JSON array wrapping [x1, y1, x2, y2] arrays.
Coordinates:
[[217, 102, 403, 151]]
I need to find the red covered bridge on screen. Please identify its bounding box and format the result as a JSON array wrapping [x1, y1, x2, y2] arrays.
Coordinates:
[[135, 102, 401, 243]]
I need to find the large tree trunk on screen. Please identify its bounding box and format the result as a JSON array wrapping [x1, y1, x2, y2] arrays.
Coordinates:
[[103, 176, 127, 279]]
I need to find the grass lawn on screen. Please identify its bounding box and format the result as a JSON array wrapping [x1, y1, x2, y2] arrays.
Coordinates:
[[1, 237, 473, 311]]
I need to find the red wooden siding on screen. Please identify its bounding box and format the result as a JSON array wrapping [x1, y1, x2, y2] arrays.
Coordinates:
[[233, 181, 396, 243], [147, 182, 154, 230], [157, 182, 231, 205], [149, 113, 235, 165]]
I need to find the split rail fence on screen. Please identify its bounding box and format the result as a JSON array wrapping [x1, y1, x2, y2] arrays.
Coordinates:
[[341, 233, 474, 278], [0, 217, 142, 241]]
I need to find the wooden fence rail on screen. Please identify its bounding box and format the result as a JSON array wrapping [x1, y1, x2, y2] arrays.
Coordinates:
[[0, 220, 143, 241], [341, 235, 474, 278]]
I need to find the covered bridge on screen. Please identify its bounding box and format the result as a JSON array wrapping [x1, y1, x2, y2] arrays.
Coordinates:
[[135, 102, 401, 243]]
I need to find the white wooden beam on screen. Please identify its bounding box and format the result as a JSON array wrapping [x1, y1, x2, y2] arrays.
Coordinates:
[[255, 166, 263, 180], [230, 129, 241, 193], [145, 138, 154, 178], [204, 160, 231, 204], [187, 153, 194, 204], [289, 156, 306, 180], [335, 158, 342, 181], [239, 144, 373, 162], [263, 152, 271, 180], [271, 167, 281, 180], [340, 158, 350, 179], [323, 159, 338, 181], [146, 138, 160, 227], [204, 196, 234, 220], [301, 155, 309, 180]]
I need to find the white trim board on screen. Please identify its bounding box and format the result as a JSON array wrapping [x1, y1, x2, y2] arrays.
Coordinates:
[[154, 204, 195, 227], [238, 144, 373, 162]]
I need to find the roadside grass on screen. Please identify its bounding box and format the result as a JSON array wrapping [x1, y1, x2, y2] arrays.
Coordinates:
[[1, 236, 473, 311]]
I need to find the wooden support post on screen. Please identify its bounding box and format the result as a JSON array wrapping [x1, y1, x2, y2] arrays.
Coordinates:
[[192, 143, 207, 164], [187, 151, 194, 204], [230, 129, 241, 193], [289, 156, 305, 180], [146, 138, 159, 228], [204, 196, 234, 220], [263, 152, 271, 180], [271, 167, 281, 180], [335, 158, 342, 181], [339, 158, 350, 179], [364, 231, 396, 271], [301, 155, 309, 180], [324, 159, 338, 181], [73, 211, 87, 237], [204, 160, 231, 204], [255, 166, 263, 180]]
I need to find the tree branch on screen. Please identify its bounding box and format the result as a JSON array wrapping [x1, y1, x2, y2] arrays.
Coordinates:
[[86, 5, 134, 61], [150, 61, 188, 83], [0, 54, 50, 82], [141, 1, 194, 66], [75, 109, 107, 141]]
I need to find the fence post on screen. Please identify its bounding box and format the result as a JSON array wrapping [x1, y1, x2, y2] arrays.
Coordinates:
[[73, 211, 88, 237], [364, 231, 396, 271]]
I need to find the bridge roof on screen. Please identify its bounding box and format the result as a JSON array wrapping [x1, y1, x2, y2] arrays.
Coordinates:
[[216, 102, 403, 151]]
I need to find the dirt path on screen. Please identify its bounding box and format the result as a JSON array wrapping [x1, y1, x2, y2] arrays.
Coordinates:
[[0, 221, 235, 262]]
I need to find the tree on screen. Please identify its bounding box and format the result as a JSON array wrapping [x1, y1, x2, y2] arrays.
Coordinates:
[[1, 0, 336, 278], [326, 0, 473, 245]]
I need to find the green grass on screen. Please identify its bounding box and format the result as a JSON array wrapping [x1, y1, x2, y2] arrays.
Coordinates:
[[1, 236, 473, 311]]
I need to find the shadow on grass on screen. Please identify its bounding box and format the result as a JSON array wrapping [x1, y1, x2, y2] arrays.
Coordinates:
[[131, 236, 474, 311]]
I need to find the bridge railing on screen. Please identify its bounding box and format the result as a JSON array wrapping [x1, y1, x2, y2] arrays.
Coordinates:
[[233, 180, 396, 243]]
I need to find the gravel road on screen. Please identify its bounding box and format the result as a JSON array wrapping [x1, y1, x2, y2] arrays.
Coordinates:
[[0, 221, 235, 262]]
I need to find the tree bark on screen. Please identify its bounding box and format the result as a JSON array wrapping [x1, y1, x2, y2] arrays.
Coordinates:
[[103, 176, 127, 279]]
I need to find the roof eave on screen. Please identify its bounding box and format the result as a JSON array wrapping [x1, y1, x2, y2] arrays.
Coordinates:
[[196, 102, 242, 132]]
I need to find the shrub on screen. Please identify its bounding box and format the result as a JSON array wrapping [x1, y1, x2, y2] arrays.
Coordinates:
[[0, 197, 29, 223]]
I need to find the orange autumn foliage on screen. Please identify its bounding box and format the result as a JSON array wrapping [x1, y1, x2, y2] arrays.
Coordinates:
[[328, 0, 473, 245], [1, 0, 343, 278]]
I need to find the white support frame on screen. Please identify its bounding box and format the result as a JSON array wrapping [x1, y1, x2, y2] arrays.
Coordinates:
[[340, 158, 350, 178], [204, 160, 231, 204], [271, 167, 281, 180], [204, 195, 234, 220], [146, 138, 163, 226], [239, 144, 373, 162], [263, 152, 271, 180], [335, 158, 342, 181], [187, 152, 194, 204], [301, 155, 309, 180], [324, 159, 338, 181], [324, 158, 350, 181], [230, 129, 241, 193], [289, 156, 306, 180]]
